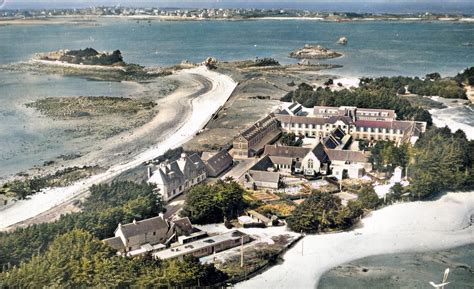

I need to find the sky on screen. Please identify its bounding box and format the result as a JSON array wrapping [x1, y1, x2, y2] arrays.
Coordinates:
[[2, 0, 474, 14]]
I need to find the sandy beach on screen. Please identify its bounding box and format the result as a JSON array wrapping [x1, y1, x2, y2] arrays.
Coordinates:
[[236, 191, 474, 289], [0, 66, 237, 230]]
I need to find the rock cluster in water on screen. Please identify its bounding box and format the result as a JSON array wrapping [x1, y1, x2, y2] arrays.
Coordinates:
[[290, 44, 342, 60]]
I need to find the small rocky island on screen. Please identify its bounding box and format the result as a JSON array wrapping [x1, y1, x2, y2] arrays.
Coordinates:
[[290, 44, 342, 60], [35, 48, 125, 66]]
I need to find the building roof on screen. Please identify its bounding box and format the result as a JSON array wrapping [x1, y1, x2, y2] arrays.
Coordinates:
[[172, 217, 194, 235], [264, 144, 310, 159], [148, 153, 205, 186], [269, 156, 293, 166], [154, 230, 248, 260], [354, 120, 413, 130], [327, 116, 354, 125], [311, 143, 330, 163], [203, 150, 233, 177], [325, 149, 370, 163], [103, 236, 124, 251], [247, 170, 280, 184], [275, 114, 327, 125], [250, 155, 275, 171], [118, 216, 170, 239], [240, 114, 279, 141]]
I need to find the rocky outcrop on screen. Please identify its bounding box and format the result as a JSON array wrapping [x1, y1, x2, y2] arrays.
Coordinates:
[[290, 44, 342, 60]]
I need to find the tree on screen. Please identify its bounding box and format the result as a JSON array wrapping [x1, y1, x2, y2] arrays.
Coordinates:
[[0, 230, 227, 288], [280, 132, 303, 147], [287, 192, 346, 233], [408, 127, 473, 199], [180, 180, 247, 224], [357, 185, 380, 209]]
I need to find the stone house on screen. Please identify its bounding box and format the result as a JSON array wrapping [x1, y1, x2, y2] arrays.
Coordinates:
[[201, 150, 233, 177], [103, 216, 196, 256], [148, 153, 206, 201]]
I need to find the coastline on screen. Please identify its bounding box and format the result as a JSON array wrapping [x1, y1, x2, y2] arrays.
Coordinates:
[[1, 15, 473, 26], [236, 191, 474, 289], [0, 66, 237, 230]]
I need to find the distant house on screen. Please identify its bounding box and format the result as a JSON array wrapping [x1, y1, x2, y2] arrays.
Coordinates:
[[148, 153, 206, 201], [233, 114, 281, 159], [201, 150, 234, 177], [244, 170, 280, 190]]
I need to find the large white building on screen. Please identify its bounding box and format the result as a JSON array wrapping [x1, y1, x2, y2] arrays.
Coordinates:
[[276, 105, 427, 144]]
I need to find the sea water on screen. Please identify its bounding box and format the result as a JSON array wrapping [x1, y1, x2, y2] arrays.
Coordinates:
[[0, 19, 473, 177]]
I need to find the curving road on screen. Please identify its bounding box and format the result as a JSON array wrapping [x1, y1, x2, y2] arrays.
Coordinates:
[[0, 66, 237, 230]]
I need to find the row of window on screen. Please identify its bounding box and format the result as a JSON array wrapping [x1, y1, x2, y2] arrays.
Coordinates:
[[283, 123, 403, 135], [170, 174, 205, 196]]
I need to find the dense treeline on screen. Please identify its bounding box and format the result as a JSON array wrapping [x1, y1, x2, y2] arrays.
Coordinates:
[[180, 180, 248, 224], [369, 141, 410, 173], [282, 83, 433, 125], [286, 186, 380, 233], [408, 127, 474, 199], [360, 75, 466, 99], [0, 181, 163, 269], [369, 127, 474, 201], [0, 230, 226, 288]]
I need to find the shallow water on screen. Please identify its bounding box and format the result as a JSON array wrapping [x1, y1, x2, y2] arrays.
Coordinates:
[[0, 19, 473, 177]]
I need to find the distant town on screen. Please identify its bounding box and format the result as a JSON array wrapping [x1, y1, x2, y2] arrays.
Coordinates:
[[1, 7, 474, 22]]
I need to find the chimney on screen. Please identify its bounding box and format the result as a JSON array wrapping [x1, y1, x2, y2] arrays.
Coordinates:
[[147, 166, 153, 179]]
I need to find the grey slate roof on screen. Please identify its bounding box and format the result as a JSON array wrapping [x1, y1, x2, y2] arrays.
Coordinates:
[[172, 217, 194, 235], [240, 114, 279, 141], [264, 144, 310, 159], [311, 143, 330, 163], [325, 149, 370, 163], [247, 170, 280, 184], [119, 216, 170, 239], [203, 150, 233, 177], [103, 236, 124, 251]]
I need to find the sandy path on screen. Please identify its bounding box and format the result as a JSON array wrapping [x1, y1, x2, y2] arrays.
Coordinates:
[[0, 66, 237, 230], [236, 192, 474, 289]]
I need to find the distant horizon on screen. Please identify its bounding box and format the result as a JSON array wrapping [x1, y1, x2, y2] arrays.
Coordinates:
[[2, 1, 474, 15]]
